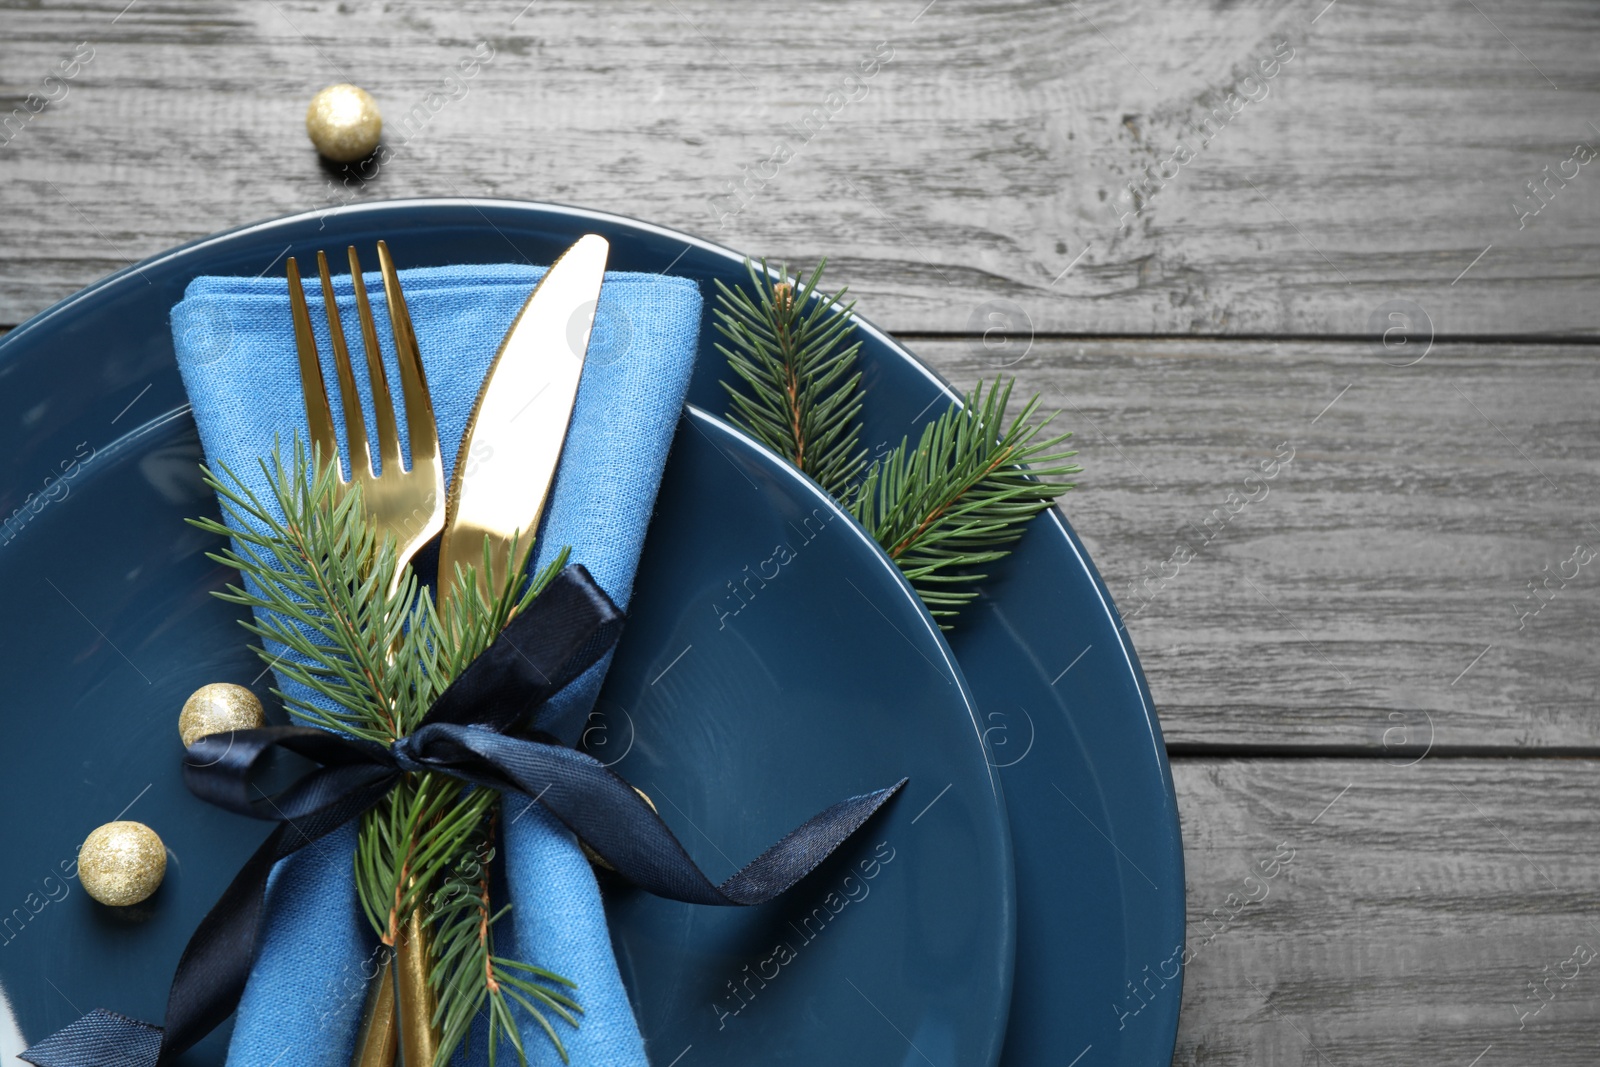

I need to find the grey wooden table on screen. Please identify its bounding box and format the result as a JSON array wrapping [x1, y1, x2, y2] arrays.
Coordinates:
[[3, 1, 1598, 1064]]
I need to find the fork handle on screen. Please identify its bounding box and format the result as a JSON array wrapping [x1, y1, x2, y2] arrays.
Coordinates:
[[395, 908, 440, 1067], [350, 952, 399, 1067]]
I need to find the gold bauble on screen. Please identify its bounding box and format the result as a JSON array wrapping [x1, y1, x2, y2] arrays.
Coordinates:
[[79, 821, 167, 906], [180, 682, 265, 747], [305, 83, 382, 163]]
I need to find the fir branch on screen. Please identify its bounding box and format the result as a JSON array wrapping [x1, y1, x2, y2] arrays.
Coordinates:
[[429, 813, 582, 1066], [714, 259, 867, 497], [849, 378, 1079, 627], [192, 443, 418, 742], [715, 265, 1083, 630], [189, 439, 580, 1066]]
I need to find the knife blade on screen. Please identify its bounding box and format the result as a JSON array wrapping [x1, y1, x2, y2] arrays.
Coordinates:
[[435, 233, 610, 615]]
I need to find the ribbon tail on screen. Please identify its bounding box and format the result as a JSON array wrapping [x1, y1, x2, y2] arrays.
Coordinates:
[[712, 778, 909, 905], [418, 725, 907, 907], [572, 775, 910, 906], [20, 1008, 164, 1067]]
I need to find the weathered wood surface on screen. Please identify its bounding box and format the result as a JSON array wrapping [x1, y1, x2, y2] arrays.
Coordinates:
[[2, 0, 1600, 335], [912, 338, 1600, 753], [1168, 758, 1600, 1066]]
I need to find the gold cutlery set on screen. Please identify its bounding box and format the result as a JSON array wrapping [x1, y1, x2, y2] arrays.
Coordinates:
[[286, 234, 611, 1066]]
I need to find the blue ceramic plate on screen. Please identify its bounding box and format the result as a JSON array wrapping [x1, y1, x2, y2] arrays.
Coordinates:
[[0, 393, 1013, 1066], [0, 198, 1184, 1067]]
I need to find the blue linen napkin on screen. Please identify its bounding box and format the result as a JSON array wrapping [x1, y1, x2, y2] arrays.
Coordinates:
[[170, 261, 703, 1066]]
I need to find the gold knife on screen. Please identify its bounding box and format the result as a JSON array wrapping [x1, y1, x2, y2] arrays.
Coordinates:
[[435, 233, 611, 617]]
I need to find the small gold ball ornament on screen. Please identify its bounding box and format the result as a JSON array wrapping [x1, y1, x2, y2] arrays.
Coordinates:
[[79, 821, 167, 906], [179, 682, 265, 747], [305, 83, 382, 163]]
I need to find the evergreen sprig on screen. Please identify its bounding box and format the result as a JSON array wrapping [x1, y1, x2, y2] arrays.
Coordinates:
[[716, 264, 1081, 629], [429, 812, 582, 1065], [714, 259, 867, 498], [196, 443, 426, 742], [189, 439, 580, 1067], [849, 379, 1080, 626]]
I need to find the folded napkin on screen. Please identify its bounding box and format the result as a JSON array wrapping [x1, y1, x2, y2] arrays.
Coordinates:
[[171, 262, 703, 1066]]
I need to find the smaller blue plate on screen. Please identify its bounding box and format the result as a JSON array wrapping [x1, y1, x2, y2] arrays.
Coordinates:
[[0, 406, 1014, 1067]]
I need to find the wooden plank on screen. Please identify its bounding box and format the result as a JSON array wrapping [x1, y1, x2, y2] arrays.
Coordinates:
[[908, 338, 1600, 751], [1168, 758, 1600, 1066], [2, 0, 1599, 335]]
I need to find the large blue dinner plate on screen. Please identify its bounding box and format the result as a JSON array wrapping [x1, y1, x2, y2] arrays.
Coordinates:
[[0, 198, 1183, 1067]]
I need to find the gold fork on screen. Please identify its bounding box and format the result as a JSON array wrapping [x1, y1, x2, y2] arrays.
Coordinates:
[[288, 242, 446, 599], [287, 242, 443, 1067]]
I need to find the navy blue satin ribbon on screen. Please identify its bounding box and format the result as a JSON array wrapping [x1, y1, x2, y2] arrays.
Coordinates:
[[22, 565, 905, 1067]]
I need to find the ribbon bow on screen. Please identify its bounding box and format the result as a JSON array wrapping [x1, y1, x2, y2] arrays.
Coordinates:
[[23, 565, 905, 1067]]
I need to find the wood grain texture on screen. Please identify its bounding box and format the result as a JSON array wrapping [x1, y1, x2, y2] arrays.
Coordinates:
[[1, 0, 1599, 334], [1168, 758, 1600, 1066], [908, 338, 1600, 752]]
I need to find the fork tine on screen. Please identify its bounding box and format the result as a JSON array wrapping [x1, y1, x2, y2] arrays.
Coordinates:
[[287, 255, 341, 480], [377, 240, 442, 474], [316, 251, 372, 480], [347, 247, 403, 476]]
